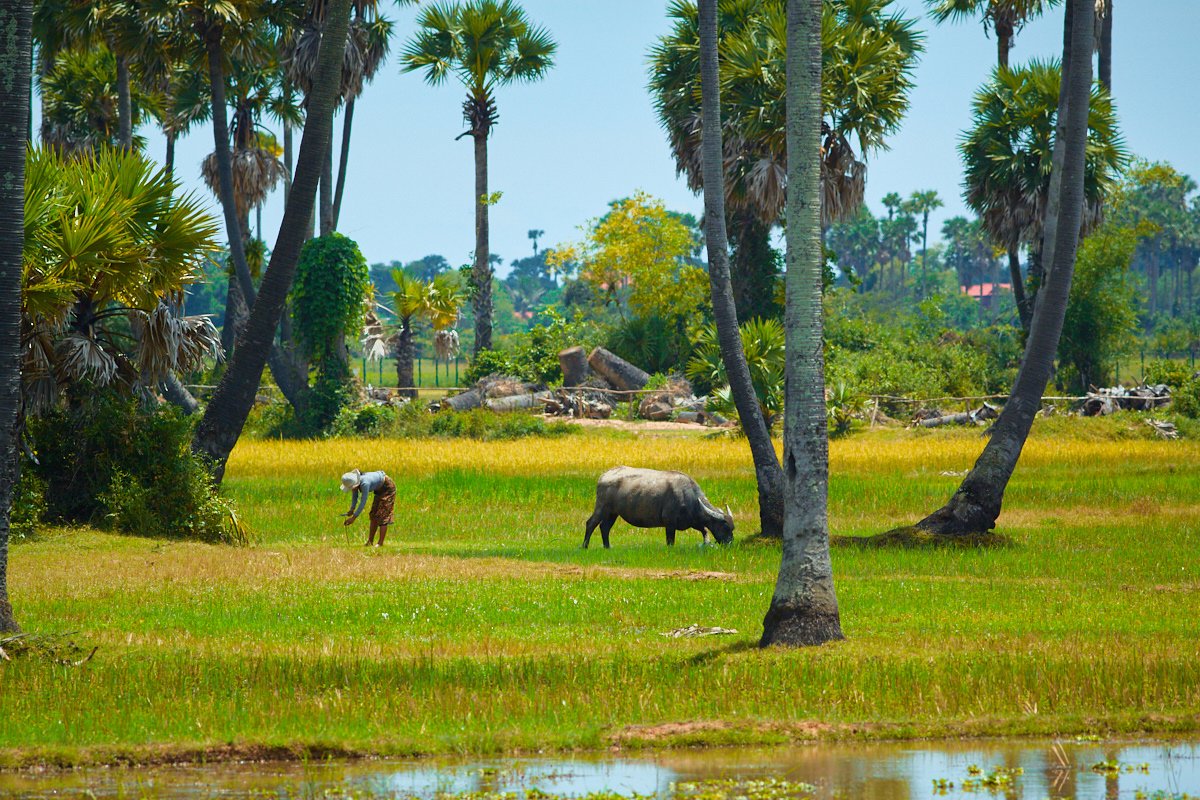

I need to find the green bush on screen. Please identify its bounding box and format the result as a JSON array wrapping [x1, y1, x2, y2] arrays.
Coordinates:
[[27, 395, 246, 544], [1173, 377, 1200, 419], [1146, 359, 1195, 389], [10, 466, 47, 540], [466, 310, 599, 385], [606, 313, 695, 376]]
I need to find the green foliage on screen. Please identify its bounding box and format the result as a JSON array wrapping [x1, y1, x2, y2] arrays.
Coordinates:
[[1146, 360, 1195, 389], [26, 395, 246, 544], [466, 309, 599, 384], [41, 46, 152, 154], [687, 318, 786, 427], [10, 468, 48, 540], [1057, 224, 1140, 392], [293, 234, 371, 364], [1173, 377, 1200, 419], [321, 402, 579, 441], [302, 359, 358, 435], [606, 314, 695, 376]]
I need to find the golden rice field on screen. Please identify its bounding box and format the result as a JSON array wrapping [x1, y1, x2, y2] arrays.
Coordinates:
[[2, 416, 1199, 767]]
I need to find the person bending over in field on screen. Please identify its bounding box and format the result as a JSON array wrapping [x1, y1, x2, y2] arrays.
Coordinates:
[[340, 469, 396, 546]]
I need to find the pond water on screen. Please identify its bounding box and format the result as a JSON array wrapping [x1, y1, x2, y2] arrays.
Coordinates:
[[2, 740, 1198, 799]]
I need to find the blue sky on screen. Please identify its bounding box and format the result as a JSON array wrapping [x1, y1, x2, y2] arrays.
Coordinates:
[[145, 1, 1200, 275]]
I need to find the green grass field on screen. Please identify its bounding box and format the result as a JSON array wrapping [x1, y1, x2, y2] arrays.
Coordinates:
[[2, 417, 1199, 768]]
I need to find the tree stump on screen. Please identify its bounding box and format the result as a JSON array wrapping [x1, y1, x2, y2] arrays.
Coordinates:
[[559, 347, 590, 387]]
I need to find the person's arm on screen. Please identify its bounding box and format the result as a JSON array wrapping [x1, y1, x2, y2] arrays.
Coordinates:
[[346, 488, 360, 518], [351, 486, 369, 518]]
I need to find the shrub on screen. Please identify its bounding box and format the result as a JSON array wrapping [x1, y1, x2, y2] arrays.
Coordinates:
[[10, 466, 47, 540], [467, 309, 600, 385], [607, 313, 695, 375], [1146, 359, 1195, 389], [1173, 377, 1200, 419], [27, 395, 247, 544]]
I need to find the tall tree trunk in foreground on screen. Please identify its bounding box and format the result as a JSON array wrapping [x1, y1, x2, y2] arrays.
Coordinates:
[[0, 0, 32, 634], [395, 317, 416, 399], [472, 125, 493, 354], [320, 129, 334, 235], [698, 0, 784, 538], [332, 96, 354, 230], [1098, 0, 1112, 92], [193, 0, 353, 481], [760, 0, 843, 647], [115, 52, 132, 149], [912, 0, 1094, 535]]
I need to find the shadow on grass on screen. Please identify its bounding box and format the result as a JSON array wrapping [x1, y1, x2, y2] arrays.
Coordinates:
[[832, 526, 1014, 549], [687, 639, 761, 665]]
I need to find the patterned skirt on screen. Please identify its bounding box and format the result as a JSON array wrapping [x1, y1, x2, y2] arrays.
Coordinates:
[[368, 477, 396, 526]]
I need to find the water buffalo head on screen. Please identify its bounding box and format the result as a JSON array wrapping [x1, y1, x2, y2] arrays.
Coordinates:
[[710, 504, 735, 544]]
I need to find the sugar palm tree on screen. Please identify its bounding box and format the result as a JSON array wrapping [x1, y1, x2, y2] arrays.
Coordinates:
[[925, 0, 1062, 69], [0, 0, 33, 635], [402, 0, 557, 355], [760, 0, 843, 647], [649, 0, 922, 321], [193, 0, 354, 481], [388, 268, 431, 397], [914, 0, 1095, 535], [908, 189, 943, 298], [960, 59, 1125, 328], [696, 0, 785, 537]]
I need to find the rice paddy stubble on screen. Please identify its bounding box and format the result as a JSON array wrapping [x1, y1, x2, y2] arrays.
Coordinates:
[[2, 422, 1198, 765]]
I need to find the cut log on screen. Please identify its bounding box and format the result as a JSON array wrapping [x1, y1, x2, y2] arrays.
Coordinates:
[[485, 391, 554, 412], [638, 391, 675, 421], [587, 347, 649, 391], [915, 403, 1000, 428], [559, 347, 590, 387], [441, 387, 483, 412]]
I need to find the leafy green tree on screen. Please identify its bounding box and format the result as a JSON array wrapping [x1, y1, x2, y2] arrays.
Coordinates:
[[1110, 160, 1199, 320], [761, 0, 843, 647], [292, 233, 370, 431], [402, 0, 556, 355], [941, 215, 998, 290], [1057, 223, 1139, 391], [39, 46, 152, 154], [925, 0, 1062, 69], [388, 269, 432, 397], [551, 193, 709, 322], [649, 0, 923, 321], [960, 59, 1126, 329], [824, 206, 881, 289]]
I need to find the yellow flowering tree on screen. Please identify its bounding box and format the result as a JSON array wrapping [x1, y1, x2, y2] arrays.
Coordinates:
[[549, 192, 708, 320]]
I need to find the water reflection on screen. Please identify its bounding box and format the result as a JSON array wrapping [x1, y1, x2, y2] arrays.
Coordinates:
[[1, 740, 1197, 799]]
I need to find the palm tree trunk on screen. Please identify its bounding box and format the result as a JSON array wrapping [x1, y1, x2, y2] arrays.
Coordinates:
[[165, 130, 176, 178], [1098, 0, 1112, 92], [760, 0, 844, 647], [472, 128, 493, 354], [115, 51, 132, 150], [1008, 238, 1031, 330], [283, 119, 293, 203], [320, 125, 334, 236], [995, 18, 1014, 70], [160, 373, 200, 414], [332, 96, 354, 231], [912, 0, 1094, 536], [205, 31, 257, 309], [0, 0, 31, 635], [920, 213, 929, 299], [192, 0, 353, 481], [1149, 236, 1160, 317], [698, 0, 785, 539], [396, 318, 415, 399]]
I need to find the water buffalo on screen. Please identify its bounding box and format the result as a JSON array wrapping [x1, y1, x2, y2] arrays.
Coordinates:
[[583, 466, 734, 549]]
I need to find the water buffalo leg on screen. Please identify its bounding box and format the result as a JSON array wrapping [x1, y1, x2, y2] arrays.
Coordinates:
[[600, 516, 616, 549], [583, 511, 602, 548], [666, 527, 676, 546], [699, 527, 709, 545]]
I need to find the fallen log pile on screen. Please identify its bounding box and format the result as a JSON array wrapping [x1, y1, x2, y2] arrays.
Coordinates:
[[1081, 384, 1171, 416], [912, 403, 999, 428]]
